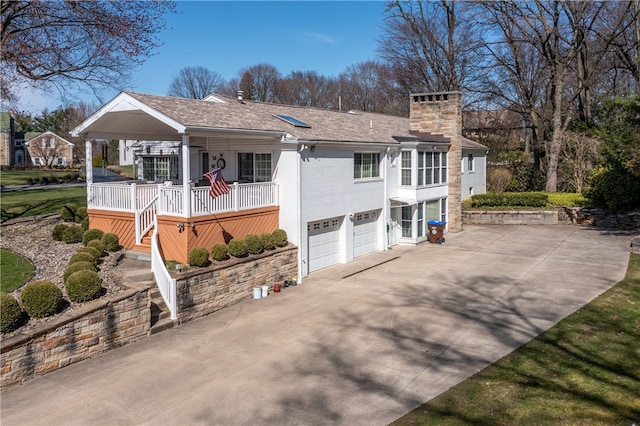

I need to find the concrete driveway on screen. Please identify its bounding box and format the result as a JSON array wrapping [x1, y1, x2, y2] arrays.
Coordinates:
[[0, 225, 631, 425]]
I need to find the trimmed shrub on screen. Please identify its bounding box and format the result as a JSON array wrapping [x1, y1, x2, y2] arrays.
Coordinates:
[[59, 204, 77, 222], [102, 233, 120, 252], [66, 270, 102, 303], [272, 229, 288, 247], [69, 252, 96, 266], [244, 234, 263, 255], [1, 293, 23, 333], [20, 280, 63, 318], [81, 216, 89, 231], [188, 247, 210, 267], [260, 233, 275, 250], [87, 239, 105, 255], [75, 207, 87, 223], [470, 192, 549, 208], [64, 261, 97, 281], [62, 225, 84, 244], [52, 224, 69, 241], [210, 243, 229, 261], [82, 229, 104, 246], [228, 238, 247, 258], [77, 246, 101, 260]]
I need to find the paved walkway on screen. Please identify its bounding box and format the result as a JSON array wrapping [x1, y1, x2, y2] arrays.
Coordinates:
[[0, 225, 631, 425]]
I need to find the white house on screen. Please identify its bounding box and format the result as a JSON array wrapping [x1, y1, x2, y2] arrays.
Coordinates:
[[71, 90, 486, 318]]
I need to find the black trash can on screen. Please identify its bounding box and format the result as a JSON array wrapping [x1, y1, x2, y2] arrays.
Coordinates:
[[427, 220, 446, 244]]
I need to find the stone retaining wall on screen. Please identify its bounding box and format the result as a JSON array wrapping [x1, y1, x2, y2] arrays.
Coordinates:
[[0, 247, 298, 389], [176, 246, 298, 323], [463, 210, 558, 225], [1, 287, 151, 389]]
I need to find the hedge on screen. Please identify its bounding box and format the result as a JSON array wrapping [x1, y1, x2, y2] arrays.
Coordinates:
[[20, 280, 64, 318], [470, 192, 549, 208]]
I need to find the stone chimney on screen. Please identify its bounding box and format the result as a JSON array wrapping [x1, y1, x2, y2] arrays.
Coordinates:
[[410, 92, 463, 232]]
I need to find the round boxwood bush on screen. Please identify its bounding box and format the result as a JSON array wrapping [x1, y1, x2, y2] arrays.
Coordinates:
[[1, 293, 24, 333], [62, 225, 84, 244], [188, 247, 210, 267], [77, 246, 100, 260], [66, 270, 102, 303], [244, 234, 263, 255], [59, 204, 77, 222], [228, 238, 247, 258], [81, 216, 89, 231], [64, 261, 97, 281], [82, 229, 104, 246], [210, 243, 229, 261], [69, 252, 96, 266], [260, 233, 275, 250], [75, 207, 87, 223], [52, 224, 69, 241], [20, 280, 63, 318], [102, 233, 120, 252], [272, 229, 288, 247], [86, 239, 105, 255]]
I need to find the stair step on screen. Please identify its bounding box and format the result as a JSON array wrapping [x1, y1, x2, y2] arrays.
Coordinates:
[[124, 250, 151, 261], [149, 317, 177, 335]]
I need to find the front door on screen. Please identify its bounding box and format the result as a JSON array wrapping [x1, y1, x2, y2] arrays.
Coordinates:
[[389, 208, 401, 246]]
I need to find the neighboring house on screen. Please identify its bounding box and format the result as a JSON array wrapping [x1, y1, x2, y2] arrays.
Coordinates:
[[118, 139, 138, 166], [24, 131, 74, 167], [461, 138, 488, 200], [0, 111, 27, 166], [71, 91, 486, 318]]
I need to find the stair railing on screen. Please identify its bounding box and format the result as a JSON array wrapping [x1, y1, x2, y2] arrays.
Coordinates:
[[150, 224, 177, 320], [136, 194, 158, 245]]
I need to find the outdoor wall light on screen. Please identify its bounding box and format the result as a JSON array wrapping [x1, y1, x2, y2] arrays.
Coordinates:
[[310, 145, 316, 152], [175, 264, 182, 272], [176, 222, 184, 232], [189, 222, 196, 230]]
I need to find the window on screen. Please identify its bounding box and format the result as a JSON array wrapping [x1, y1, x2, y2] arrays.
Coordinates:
[[238, 152, 272, 182], [467, 154, 474, 172], [142, 156, 179, 182], [401, 151, 412, 185], [440, 198, 447, 223], [42, 139, 55, 149], [425, 198, 447, 224], [420, 151, 447, 186], [354, 152, 380, 179], [401, 206, 412, 238]]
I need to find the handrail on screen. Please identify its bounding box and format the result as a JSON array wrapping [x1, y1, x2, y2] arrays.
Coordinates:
[[135, 194, 158, 245], [150, 225, 177, 320]]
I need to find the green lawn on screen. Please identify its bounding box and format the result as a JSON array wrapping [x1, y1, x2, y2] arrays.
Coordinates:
[[0, 187, 86, 221], [0, 249, 35, 292], [0, 169, 84, 186], [392, 254, 640, 425]]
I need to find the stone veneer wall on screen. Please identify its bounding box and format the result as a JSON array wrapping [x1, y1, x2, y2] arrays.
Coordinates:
[[175, 246, 298, 323], [409, 92, 463, 232], [1, 246, 298, 389], [1, 287, 151, 389]]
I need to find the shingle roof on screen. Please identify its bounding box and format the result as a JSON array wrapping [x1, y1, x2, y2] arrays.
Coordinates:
[[461, 136, 489, 150], [127, 92, 440, 145]]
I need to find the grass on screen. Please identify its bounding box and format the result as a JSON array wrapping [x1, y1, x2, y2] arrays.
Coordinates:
[[391, 254, 640, 425], [0, 169, 83, 186], [0, 187, 86, 221], [0, 248, 35, 292]]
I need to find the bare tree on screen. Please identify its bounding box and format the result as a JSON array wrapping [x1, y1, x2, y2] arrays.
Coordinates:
[[277, 70, 330, 107], [379, 0, 484, 95], [1, 0, 175, 107], [167, 66, 226, 99], [558, 130, 600, 193], [237, 63, 281, 103], [26, 137, 68, 167]]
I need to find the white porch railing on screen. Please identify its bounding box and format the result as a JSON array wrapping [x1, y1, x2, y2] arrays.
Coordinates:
[[187, 182, 278, 217], [88, 183, 159, 212], [150, 226, 177, 320]]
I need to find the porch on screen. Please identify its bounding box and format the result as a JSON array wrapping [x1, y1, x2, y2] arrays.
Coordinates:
[[88, 181, 280, 262]]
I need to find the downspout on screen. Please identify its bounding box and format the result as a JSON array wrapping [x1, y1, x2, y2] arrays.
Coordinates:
[[383, 147, 390, 251], [181, 134, 191, 218], [297, 143, 304, 283]]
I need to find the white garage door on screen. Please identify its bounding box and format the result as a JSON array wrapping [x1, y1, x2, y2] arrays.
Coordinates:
[[308, 217, 342, 272], [354, 210, 379, 258]]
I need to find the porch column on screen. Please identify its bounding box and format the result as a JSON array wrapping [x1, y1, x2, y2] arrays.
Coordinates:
[[85, 139, 93, 207], [181, 134, 191, 218]]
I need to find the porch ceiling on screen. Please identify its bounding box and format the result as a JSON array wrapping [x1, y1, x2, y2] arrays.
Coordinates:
[[76, 111, 182, 141]]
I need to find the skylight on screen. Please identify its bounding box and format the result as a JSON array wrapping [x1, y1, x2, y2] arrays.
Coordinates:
[[274, 114, 311, 128]]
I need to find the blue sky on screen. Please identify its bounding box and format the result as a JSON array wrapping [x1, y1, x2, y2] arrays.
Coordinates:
[[21, 1, 389, 114]]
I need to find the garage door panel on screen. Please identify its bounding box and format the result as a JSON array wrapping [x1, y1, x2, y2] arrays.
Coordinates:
[[308, 217, 341, 272], [354, 210, 379, 258]]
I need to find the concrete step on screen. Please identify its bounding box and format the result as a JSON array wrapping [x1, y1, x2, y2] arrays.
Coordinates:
[[149, 317, 177, 335], [124, 249, 151, 262]]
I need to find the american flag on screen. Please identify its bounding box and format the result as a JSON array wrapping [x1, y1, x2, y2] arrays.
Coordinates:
[[203, 168, 231, 199]]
